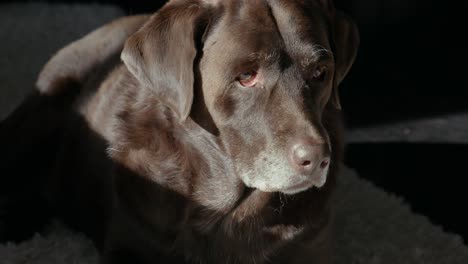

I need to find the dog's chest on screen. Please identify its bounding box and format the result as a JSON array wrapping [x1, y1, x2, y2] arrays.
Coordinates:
[[175, 187, 328, 264]]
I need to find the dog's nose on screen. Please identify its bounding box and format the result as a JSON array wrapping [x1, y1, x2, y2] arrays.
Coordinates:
[[289, 139, 330, 174]]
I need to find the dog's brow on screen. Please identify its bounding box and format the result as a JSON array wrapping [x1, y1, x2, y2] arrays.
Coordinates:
[[299, 45, 333, 68], [249, 51, 280, 65]]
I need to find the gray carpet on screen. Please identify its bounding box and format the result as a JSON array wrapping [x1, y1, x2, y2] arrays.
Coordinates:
[[346, 113, 468, 143], [1, 3, 468, 264], [0, 3, 122, 121]]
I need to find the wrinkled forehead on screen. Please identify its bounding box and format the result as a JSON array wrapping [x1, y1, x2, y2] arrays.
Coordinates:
[[209, 0, 333, 63], [267, 0, 333, 60]]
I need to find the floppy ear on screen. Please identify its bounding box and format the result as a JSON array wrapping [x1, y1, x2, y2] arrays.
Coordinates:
[[121, 1, 211, 122], [330, 10, 360, 109]]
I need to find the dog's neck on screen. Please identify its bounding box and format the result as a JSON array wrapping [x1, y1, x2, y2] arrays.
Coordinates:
[[175, 118, 244, 211], [104, 89, 243, 213]]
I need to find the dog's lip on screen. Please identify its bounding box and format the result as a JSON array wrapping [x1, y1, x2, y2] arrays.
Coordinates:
[[280, 180, 315, 195], [281, 163, 329, 194], [241, 169, 328, 194], [281, 171, 329, 194], [245, 178, 315, 194], [250, 180, 312, 194]]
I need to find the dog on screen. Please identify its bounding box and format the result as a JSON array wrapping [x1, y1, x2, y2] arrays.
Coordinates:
[[2, 0, 359, 263]]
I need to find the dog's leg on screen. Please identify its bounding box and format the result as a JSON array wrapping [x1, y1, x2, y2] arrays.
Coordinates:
[[36, 14, 149, 96]]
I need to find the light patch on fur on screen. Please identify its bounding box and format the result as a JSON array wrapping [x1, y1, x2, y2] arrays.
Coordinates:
[[263, 224, 305, 241], [36, 15, 149, 95], [79, 67, 129, 143], [181, 120, 241, 211], [238, 145, 329, 195]]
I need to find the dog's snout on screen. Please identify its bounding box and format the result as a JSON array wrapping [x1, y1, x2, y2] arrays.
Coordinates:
[[289, 139, 330, 174]]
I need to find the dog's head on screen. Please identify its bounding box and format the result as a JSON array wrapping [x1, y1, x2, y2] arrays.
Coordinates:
[[121, 0, 359, 195]]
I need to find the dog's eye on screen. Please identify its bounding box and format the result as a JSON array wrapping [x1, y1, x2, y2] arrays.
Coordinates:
[[238, 70, 258, 87], [312, 65, 328, 81]]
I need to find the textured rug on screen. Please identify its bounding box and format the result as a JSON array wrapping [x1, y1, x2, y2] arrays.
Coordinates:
[[346, 113, 468, 143], [1, 3, 468, 264]]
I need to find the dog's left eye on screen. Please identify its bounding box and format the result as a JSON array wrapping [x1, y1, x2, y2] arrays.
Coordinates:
[[312, 65, 328, 81], [238, 70, 258, 87]]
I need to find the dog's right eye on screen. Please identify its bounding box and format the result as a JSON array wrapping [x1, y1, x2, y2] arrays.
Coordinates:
[[238, 70, 258, 87]]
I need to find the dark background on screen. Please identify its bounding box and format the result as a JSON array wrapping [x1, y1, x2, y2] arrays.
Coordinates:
[[5, 0, 468, 243]]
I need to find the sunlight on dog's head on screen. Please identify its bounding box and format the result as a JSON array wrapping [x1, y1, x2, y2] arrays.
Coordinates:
[[121, 0, 359, 195]]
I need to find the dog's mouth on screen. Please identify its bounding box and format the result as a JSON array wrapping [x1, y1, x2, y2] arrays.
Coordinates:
[[281, 162, 330, 194], [280, 179, 316, 195], [242, 172, 327, 195]]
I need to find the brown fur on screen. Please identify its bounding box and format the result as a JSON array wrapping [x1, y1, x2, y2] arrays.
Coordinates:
[[13, 0, 359, 263]]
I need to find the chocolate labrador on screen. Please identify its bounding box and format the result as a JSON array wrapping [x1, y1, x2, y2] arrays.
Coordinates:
[[4, 0, 359, 263]]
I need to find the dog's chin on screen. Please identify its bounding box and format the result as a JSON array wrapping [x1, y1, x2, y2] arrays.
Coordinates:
[[280, 180, 317, 195], [277, 178, 326, 195], [241, 174, 327, 195]]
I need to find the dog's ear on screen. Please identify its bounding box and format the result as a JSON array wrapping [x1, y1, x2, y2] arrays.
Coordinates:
[[331, 10, 360, 109], [333, 11, 359, 86], [121, 1, 211, 122]]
